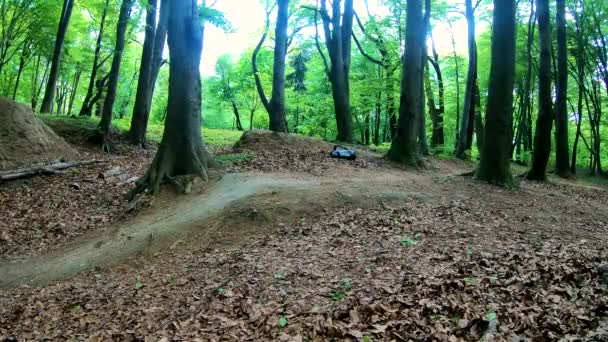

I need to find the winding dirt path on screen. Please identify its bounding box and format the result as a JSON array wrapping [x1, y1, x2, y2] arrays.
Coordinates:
[[0, 174, 320, 287]]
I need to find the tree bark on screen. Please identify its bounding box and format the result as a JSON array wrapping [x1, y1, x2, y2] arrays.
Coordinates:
[[428, 34, 445, 148], [455, 0, 478, 159], [528, 0, 554, 181], [418, 0, 431, 156], [476, 0, 516, 186], [99, 0, 135, 151], [131, 0, 216, 198], [79, 0, 110, 117], [554, 0, 570, 177], [129, 0, 158, 146], [40, 0, 74, 113], [318, 0, 355, 143], [268, 0, 289, 132], [387, 0, 423, 166]]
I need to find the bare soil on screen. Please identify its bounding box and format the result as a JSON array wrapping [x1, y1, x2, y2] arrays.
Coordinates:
[[1, 130, 607, 340], [0, 97, 77, 170]]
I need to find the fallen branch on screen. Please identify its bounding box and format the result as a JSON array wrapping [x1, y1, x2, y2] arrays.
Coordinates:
[[0, 160, 103, 181]]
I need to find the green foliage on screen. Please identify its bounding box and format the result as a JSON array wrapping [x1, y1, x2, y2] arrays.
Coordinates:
[[216, 153, 256, 166]]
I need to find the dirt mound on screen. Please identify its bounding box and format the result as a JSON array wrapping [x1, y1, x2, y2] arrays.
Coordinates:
[[234, 130, 334, 154], [0, 98, 76, 170]]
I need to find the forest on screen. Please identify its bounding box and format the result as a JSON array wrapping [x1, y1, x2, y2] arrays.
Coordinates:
[[0, 0, 607, 340]]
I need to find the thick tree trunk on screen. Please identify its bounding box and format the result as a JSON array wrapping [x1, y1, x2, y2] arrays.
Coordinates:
[[456, 0, 478, 159], [131, 0, 215, 198], [476, 0, 516, 186], [268, 0, 289, 132], [79, 0, 110, 117], [99, 0, 135, 151], [528, 0, 554, 181], [554, 0, 570, 178], [40, 0, 74, 113], [318, 0, 355, 143], [387, 0, 423, 166], [129, 0, 158, 146]]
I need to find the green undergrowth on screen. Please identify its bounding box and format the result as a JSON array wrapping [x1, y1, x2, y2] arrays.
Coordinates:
[[40, 115, 242, 147], [215, 153, 256, 166]]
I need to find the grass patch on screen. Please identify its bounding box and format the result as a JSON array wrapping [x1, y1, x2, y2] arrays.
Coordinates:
[[40, 115, 243, 148]]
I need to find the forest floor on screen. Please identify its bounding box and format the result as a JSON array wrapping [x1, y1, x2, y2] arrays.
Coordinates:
[[1, 123, 608, 341]]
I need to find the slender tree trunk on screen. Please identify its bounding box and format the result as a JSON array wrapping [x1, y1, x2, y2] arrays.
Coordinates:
[[387, 0, 423, 166], [528, 0, 554, 181], [80, 0, 110, 117], [130, 0, 216, 198], [67, 68, 81, 115], [129, 0, 158, 146], [418, 0, 431, 156], [99, 0, 135, 151], [455, 0, 478, 159], [554, 0, 570, 177], [449, 24, 461, 150], [40, 0, 75, 113], [476, 0, 516, 186], [429, 33, 445, 148], [231, 100, 244, 131], [474, 83, 484, 155]]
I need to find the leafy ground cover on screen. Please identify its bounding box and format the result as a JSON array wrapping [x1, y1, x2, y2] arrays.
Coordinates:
[[0, 123, 607, 340]]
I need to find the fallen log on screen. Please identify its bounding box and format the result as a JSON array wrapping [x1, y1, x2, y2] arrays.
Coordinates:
[[98, 167, 122, 180], [0, 160, 103, 182]]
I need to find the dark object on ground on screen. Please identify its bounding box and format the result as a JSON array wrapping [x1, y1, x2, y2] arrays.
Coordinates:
[[330, 146, 357, 161]]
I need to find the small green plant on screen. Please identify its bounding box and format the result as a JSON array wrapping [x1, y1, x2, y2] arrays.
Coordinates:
[[401, 238, 417, 248], [486, 312, 497, 321], [330, 289, 347, 302], [134, 282, 144, 290], [329, 278, 353, 302], [466, 247, 473, 257], [274, 273, 287, 280], [464, 277, 477, 286], [278, 315, 288, 328], [71, 305, 82, 313], [216, 287, 226, 295]]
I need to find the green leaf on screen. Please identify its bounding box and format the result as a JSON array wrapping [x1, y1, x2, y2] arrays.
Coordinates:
[[414, 232, 424, 240], [486, 312, 497, 321], [279, 315, 288, 327], [401, 238, 417, 248], [71, 305, 82, 313], [274, 273, 287, 280], [134, 282, 144, 290], [464, 277, 477, 286]]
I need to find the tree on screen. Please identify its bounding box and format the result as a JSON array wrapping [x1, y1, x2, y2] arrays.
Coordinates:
[[129, 0, 158, 146], [98, 0, 135, 151], [131, 0, 216, 197], [476, 0, 516, 186], [455, 0, 480, 159], [314, 0, 355, 142], [554, 0, 570, 178], [527, 0, 553, 181], [387, 0, 424, 166], [253, 0, 289, 132], [40, 0, 74, 114], [79, 0, 110, 117]]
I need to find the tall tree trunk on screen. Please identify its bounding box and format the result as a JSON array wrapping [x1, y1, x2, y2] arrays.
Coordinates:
[[528, 0, 554, 181], [449, 24, 461, 150], [99, 0, 135, 152], [456, 0, 478, 159], [40, 0, 75, 113], [79, 0, 110, 117], [418, 0, 431, 156], [67, 68, 81, 115], [476, 0, 516, 186], [317, 0, 355, 143], [231, 100, 244, 131], [268, 0, 289, 132], [131, 0, 215, 199], [429, 33, 445, 148], [387, 0, 423, 166], [129, 0, 158, 146], [554, 0, 570, 177]]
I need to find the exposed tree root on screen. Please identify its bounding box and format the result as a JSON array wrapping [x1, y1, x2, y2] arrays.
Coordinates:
[[127, 142, 217, 202]]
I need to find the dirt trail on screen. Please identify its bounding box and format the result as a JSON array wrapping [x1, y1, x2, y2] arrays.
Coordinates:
[[0, 171, 430, 287], [0, 174, 319, 287]]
